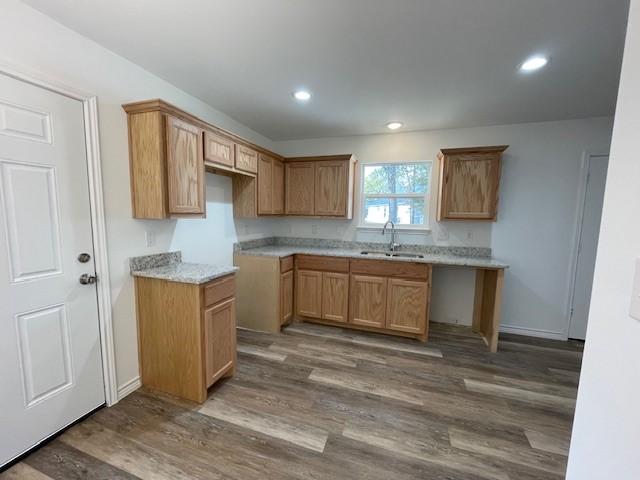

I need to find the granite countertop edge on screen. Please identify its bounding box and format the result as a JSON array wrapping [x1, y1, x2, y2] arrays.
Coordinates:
[[131, 263, 239, 285], [234, 247, 508, 269]]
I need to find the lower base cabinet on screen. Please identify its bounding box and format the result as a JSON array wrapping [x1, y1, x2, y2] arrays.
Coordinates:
[[295, 256, 431, 341], [204, 297, 236, 387], [386, 279, 429, 334], [280, 269, 294, 325], [349, 274, 387, 328], [322, 272, 349, 322], [135, 274, 237, 403]]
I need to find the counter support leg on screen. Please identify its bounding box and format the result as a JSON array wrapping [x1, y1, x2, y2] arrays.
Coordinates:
[[472, 268, 505, 352]]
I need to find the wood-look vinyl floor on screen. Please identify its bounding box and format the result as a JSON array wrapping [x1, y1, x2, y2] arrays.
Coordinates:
[[1, 322, 582, 480]]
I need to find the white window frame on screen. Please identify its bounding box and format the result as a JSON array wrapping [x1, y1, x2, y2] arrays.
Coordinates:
[[358, 161, 432, 231]]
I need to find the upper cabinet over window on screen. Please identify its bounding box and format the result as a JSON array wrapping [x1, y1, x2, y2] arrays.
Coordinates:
[[361, 162, 431, 229], [436, 145, 508, 221]]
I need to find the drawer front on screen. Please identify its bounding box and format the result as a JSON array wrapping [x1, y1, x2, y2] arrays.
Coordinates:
[[235, 144, 258, 173], [204, 131, 234, 168], [204, 274, 236, 306], [295, 255, 349, 273], [280, 256, 294, 273], [350, 259, 429, 280]]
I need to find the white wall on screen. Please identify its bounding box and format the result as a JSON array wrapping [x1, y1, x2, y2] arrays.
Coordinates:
[[567, 1, 639, 478], [0, 0, 276, 393], [274, 117, 613, 335]]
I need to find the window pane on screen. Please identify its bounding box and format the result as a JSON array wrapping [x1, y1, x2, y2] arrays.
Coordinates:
[[363, 163, 429, 194], [364, 197, 426, 225]]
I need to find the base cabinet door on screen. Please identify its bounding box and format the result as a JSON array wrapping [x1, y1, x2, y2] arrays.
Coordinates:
[[280, 270, 293, 324], [386, 279, 428, 334], [322, 272, 349, 322], [349, 275, 387, 328], [204, 297, 236, 387], [296, 270, 322, 318]]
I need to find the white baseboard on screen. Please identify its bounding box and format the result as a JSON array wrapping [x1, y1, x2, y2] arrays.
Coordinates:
[[499, 324, 567, 341], [116, 376, 141, 402]]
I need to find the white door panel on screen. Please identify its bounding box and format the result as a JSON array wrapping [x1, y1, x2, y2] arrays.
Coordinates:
[[569, 155, 608, 340], [0, 73, 105, 466]]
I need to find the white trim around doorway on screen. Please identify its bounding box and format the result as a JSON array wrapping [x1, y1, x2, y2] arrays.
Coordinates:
[[564, 150, 609, 341], [0, 61, 118, 406]]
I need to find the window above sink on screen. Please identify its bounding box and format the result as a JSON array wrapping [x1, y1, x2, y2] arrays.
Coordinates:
[[360, 162, 432, 230]]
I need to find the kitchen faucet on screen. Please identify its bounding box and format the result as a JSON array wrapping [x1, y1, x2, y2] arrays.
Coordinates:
[[382, 220, 400, 252]]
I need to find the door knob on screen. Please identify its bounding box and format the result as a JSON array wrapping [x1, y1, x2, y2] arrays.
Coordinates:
[[79, 273, 97, 285]]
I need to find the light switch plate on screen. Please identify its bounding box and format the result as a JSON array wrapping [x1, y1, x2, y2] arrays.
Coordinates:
[[629, 258, 640, 320], [145, 230, 156, 247]]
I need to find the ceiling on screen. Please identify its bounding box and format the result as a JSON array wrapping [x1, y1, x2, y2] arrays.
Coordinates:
[[23, 0, 629, 140]]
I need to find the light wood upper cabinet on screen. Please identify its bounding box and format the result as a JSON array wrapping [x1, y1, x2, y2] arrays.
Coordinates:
[[204, 131, 234, 169], [386, 279, 429, 335], [437, 145, 508, 221], [315, 161, 349, 216], [322, 272, 349, 323], [349, 274, 387, 328], [286, 162, 315, 215], [257, 154, 285, 215], [273, 160, 285, 214], [236, 144, 258, 174], [204, 297, 236, 387], [280, 270, 293, 325], [285, 155, 356, 218], [124, 99, 284, 219], [296, 269, 322, 318], [166, 115, 205, 215], [257, 154, 273, 214]]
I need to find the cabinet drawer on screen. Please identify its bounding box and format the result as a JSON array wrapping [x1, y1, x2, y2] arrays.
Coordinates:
[[235, 144, 258, 174], [204, 274, 236, 306], [280, 256, 294, 273], [350, 259, 429, 280], [295, 255, 349, 273], [204, 131, 234, 168]]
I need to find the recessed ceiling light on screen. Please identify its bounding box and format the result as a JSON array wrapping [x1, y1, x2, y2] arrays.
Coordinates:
[[293, 90, 311, 101], [386, 122, 404, 130], [520, 56, 549, 72]]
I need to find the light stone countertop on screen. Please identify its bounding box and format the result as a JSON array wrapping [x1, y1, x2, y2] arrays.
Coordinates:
[[235, 246, 508, 269], [131, 262, 239, 284]]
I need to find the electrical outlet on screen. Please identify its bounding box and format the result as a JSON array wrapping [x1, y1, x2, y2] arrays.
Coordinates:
[[466, 231, 474, 241], [145, 230, 156, 247], [312, 224, 318, 234], [436, 228, 449, 241]]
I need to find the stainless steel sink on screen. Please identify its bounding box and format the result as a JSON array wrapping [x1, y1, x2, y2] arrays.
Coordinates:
[[392, 252, 424, 259], [360, 250, 391, 256], [360, 251, 424, 259]]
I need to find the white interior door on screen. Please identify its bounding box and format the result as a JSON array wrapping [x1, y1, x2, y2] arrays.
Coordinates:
[[0, 73, 105, 466], [569, 154, 609, 340]]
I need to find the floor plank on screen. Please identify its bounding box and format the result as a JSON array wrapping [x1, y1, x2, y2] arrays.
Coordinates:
[[7, 322, 581, 479]]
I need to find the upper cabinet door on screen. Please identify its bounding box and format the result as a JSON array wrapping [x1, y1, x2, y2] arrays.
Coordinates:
[[286, 162, 315, 215], [166, 115, 205, 215], [315, 161, 348, 216], [203, 131, 234, 168], [257, 154, 273, 214], [236, 144, 258, 174], [437, 146, 507, 221], [272, 159, 285, 214]]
